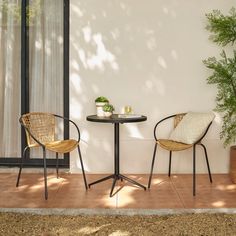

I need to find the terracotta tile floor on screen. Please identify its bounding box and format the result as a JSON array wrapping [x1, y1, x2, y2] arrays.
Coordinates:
[[0, 173, 236, 209]]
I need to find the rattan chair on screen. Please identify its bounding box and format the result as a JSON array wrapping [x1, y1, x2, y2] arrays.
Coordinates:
[[148, 113, 213, 196], [16, 112, 88, 199]]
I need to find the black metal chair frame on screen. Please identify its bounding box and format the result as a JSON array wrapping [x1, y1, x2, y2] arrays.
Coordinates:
[[148, 114, 213, 196], [16, 114, 88, 200]]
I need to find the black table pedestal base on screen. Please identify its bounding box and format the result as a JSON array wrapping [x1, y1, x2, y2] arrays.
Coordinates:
[[86, 119, 147, 198], [88, 174, 146, 197]]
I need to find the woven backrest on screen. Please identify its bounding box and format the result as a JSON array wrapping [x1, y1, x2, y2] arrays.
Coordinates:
[[174, 113, 186, 128], [21, 112, 56, 146]]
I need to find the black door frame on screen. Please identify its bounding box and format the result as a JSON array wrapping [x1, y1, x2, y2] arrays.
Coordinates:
[[0, 0, 70, 167]]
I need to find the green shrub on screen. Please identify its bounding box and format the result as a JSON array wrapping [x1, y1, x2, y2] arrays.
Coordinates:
[[203, 7, 236, 146]]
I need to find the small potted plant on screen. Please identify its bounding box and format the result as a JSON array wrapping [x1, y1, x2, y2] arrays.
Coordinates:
[[95, 96, 109, 117], [102, 104, 115, 117]]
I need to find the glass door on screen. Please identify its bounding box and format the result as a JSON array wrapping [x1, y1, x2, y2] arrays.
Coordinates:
[[0, 0, 21, 159], [0, 0, 69, 167], [28, 0, 64, 160]]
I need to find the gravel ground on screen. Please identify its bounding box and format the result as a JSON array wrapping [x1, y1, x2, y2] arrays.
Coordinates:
[[0, 212, 236, 236]]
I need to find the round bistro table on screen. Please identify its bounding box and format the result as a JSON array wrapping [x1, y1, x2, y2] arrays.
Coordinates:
[[87, 114, 147, 197]]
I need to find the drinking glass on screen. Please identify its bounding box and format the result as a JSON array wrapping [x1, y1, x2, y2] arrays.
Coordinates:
[[124, 106, 132, 114]]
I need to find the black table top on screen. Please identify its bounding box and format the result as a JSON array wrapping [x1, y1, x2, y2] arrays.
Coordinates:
[[87, 114, 147, 124]]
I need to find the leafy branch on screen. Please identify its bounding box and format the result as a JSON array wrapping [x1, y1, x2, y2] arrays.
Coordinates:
[[0, 0, 41, 26], [206, 8, 236, 46], [204, 7, 236, 146]]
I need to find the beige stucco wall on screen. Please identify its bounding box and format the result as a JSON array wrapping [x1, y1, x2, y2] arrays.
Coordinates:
[[70, 0, 235, 174]]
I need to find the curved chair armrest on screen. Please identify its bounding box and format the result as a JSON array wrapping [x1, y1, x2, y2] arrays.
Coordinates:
[[54, 114, 81, 142], [153, 114, 178, 141], [154, 114, 213, 144], [19, 118, 45, 148]]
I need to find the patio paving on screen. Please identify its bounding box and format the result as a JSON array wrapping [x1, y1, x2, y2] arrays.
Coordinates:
[[0, 173, 235, 209]]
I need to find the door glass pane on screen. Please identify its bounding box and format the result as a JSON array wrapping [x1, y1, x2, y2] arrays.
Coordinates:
[[28, 0, 64, 158], [0, 0, 21, 157]]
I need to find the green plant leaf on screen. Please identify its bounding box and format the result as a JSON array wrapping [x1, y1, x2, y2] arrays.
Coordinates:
[[205, 7, 236, 46], [204, 8, 236, 146], [102, 104, 115, 112], [95, 96, 109, 103]]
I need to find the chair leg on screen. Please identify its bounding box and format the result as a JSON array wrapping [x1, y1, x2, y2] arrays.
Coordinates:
[[43, 148, 48, 200], [78, 146, 88, 190], [56, 152, 59, 179], [168, 151, 172, 177], [200, 143, 212, 183], [16, 146, 29, 187], [193, 145, 196, 196], [148, 143, 157, 189]]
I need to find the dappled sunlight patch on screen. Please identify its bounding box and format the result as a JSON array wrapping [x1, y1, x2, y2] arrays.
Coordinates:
[[81, 130, 90, 143], [162, 6, 169, 14], [151, 177, 168, 185], [38, 175, 64, 182], [212, 201, 225, 207], [226, 185, 236, 190], [78, 224, 111, 234], [82, 26, 92, 43], [77, 29, 119, 71], [215, 184, 236, 191], [29, 179, 63, 191], [91, 83, 100, 94], [102, 140, 112, 153], [16, 184, 29, 191], [118, 188, 136, 206], [125, 124, 143, 139], [35, 40, 42, 50], [70, 103, 83, 119], [171, 49, 178, 60], [155, 79, 166, 96], [70, 4, 83, 17], [143, 75, 166, 95], [75, 158, 88, 171], [146, 37, 157, 50], [57, 35, 63, 44], [30, 184, 43, 190], [109, 230, 130, 236], [110, 28, 120, 40], [145, 80, 153, 89], [71, 59, 80, 71], [70, 73, 82, 94], [213, 113, 222, 125], [157, 56, 167, 69]]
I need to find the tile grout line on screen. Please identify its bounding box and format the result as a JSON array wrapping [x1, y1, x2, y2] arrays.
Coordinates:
[[1, 173, 235, 209], [170, 177, 186, 208], [116, 189, 119, 209]]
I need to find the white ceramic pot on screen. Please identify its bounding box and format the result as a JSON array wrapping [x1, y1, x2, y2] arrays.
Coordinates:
[[104, 111, 112, 117], [96, 102, 108, 117]]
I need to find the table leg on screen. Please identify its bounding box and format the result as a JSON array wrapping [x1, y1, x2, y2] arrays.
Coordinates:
[[110, 176, 118, 197], [89, 122, 146, 196], [114, 123, 119, 176], [120, 174, 146, 190], [88, 174, 114, 187], [109, 123, 120, 196]]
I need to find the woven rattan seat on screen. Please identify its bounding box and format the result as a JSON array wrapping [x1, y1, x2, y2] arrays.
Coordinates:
[[148, 113, 214, 196], [45, 139, 78, 153], [16, 112, 88, 200], [157, 139, 193, 151]]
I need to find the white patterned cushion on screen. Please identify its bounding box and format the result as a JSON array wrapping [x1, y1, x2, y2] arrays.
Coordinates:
[[169, 112, 215, 145]]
